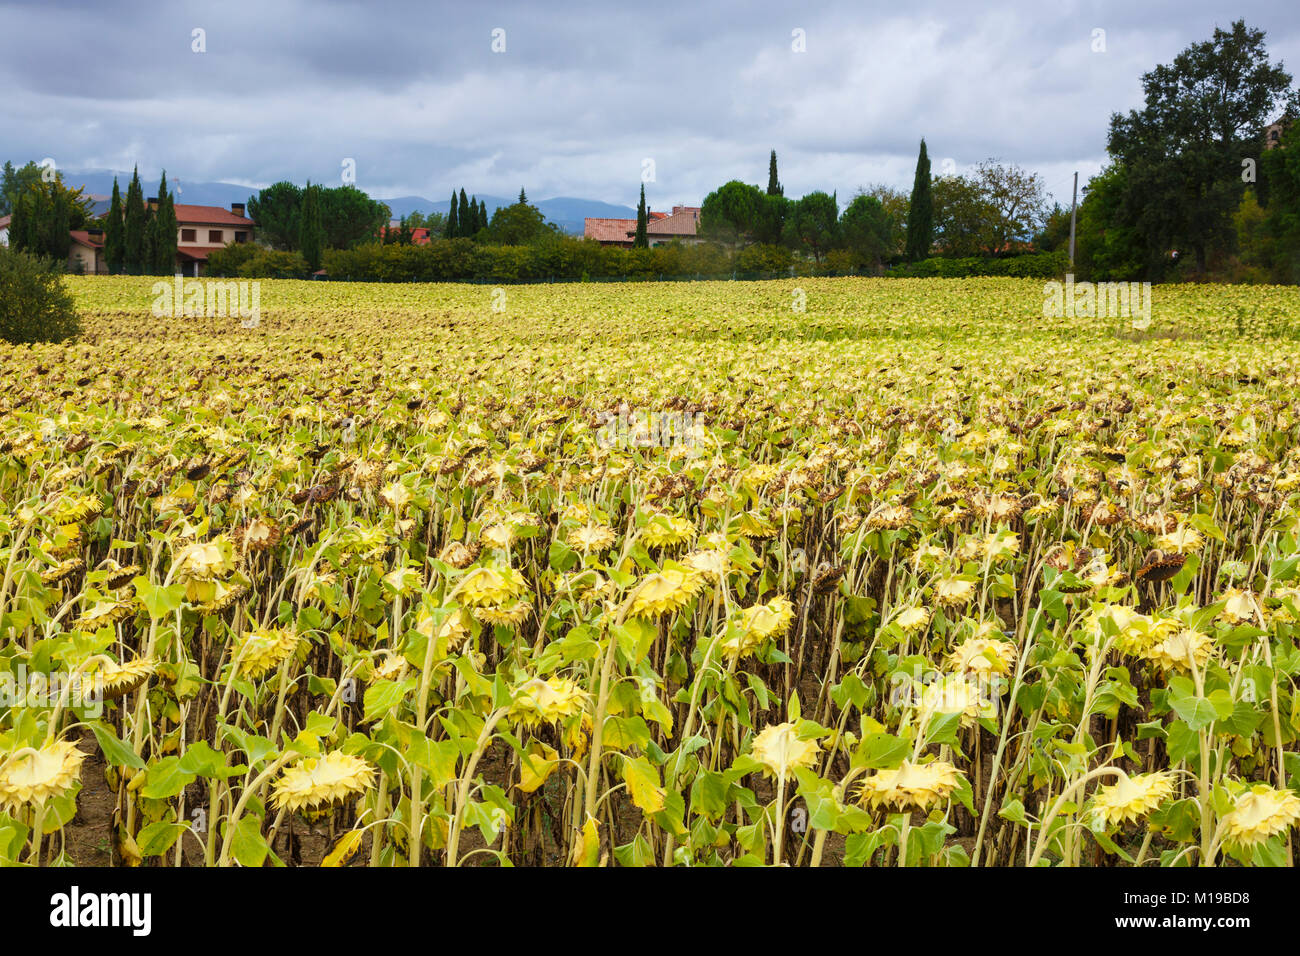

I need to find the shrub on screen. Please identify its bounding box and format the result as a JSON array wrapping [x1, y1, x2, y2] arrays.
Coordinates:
[[206, 242, 262, 276], [0, 245, 81, 344], [237, 250, 309, 279]]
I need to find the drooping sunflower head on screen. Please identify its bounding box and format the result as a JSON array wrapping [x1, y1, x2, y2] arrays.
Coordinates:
[[231, 627, 301, 679], [947, 636, 1016, 678], [750, 722, 820, 781], [457, 565, 529, 608], [567, 523, 617, 553], [1089, 771, 1176, 828], [1222, 783, 1300, 848], [640, 513, 696, 549], [272, 751, 376, 812], [508, 676, 587, 729], [857, 759, 962, 812], [629, 566, 703, 618], [0, 741, 86, 812]]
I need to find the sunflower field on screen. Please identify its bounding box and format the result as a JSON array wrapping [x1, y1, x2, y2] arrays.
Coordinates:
[[3, 274, 1300, 867]]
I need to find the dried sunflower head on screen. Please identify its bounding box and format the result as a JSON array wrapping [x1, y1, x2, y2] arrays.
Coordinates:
[[750, 722, 820, 781], [858, 759, 962, 812], [629, 567, 703, 618], [231, 627, 301, 679], [1222, 784, 1300, 848], [273, 751, 376, 812], [508, 677, 587, 729], [0, 741, 86, 811], [1089, 772, 1175, 828]]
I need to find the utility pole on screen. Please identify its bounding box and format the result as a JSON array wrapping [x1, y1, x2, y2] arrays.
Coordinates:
[[1068, 171, 1078, 269]]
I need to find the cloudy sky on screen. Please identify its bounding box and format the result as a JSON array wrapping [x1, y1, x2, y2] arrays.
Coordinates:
[[2, 0, 1297, 209]]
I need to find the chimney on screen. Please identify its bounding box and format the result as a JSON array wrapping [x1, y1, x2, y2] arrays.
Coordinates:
[[147, 197, 159, 213], [231, 202, 246, 218], [87, 228, 104, 244]]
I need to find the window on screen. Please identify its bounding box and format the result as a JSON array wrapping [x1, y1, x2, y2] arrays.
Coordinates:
[[234, 231, 248, 244], [208, 229, 223, 243], [181, 228, 196, 242]]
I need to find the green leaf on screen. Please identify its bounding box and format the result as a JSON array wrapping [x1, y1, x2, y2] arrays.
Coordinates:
[[140, 756, 198, 799], [89, 721, 145, 769]]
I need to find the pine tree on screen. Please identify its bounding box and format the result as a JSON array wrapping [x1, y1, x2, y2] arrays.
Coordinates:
[[767, 150, 783, 197], [518, 187, 527, 205], [149, 171, 178, 274], [634, 183, 649, 248], [104, 179, 124, 274], [299, 182, 324, 272], [904, 139, 933, 262], [446, 192, 459, 239], [124, 166, 146, 274]]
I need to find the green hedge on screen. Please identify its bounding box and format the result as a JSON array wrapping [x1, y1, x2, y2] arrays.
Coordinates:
[[887, 251, 1069, 279]]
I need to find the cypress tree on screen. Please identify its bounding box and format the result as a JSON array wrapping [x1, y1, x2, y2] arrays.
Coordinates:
[[149, 171, 178, 274], [468, 195, 479, 236], [904, 139, 933, 262], [299, 182, 324, 272], [104, 179, 124, 273], [518, 187, 527, 204], [446, 192, 459, 239], [634, 183, 648, 248], [767, 150, 783, 197], [124, 166, 146, 274], [478, 199, 487, 231], [458, 189, 470, 237]]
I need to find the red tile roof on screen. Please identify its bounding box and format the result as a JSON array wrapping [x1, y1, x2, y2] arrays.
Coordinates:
[[69, 230, 104, 248], [648, 206, 701, 237], [173, 204, 254, 226], [0, 215, 10, 230], [176, 245, 227, 261], [584, 217, 637, 243]]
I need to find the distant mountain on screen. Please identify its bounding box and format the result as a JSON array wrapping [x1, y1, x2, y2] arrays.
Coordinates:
[[61, 169, 639, 235], [382, 195, 637, 235]]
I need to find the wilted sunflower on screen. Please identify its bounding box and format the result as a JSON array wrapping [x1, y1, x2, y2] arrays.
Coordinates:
[[858, 759, 962, 812], [508, 676, 587, 729], [722, 596, 796, 658], [750, 722, 820, 781], [1089, 772, 1175, 828], [567, 523, 616, 553], [894, 606, 931, 634], [473, 600, 531, 629], [231, 627, 301, 679], [172, 538, 237, 602], [85, 655, 157, 700], [640, 513, 696, 549], [234, 516, 281, 554], [866, 504, 912, 532], [104, 563, 142, 590], [415, 605, 474, 652], [933, 576, 976, 607], [947, 636, 1016, 677], [273, 751, 376, 811], [683, 548, 730, 582], [72, 600, 137, 631], [0, 741, 86, 811], [438, 541, 481, 569], [1221, 784, 1300, 848], [1144, 628, 1213, 674], [919, 674, 995, 728], [457, 566, 529, 607], [40, 558, 85, 586], [734, 510, 777, 540], [1155, 527, 1205, 555], [1219, 589, 1259, 625], [629, 567, 704, 618]]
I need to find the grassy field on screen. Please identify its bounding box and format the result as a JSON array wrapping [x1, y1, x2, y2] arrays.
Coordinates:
[[2, 274, 1300, 867]]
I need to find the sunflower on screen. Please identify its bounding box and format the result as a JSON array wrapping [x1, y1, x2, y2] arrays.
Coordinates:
[[857, 760, 962, 812], [0, 741, 86, 811], [866, 504, 912, 532], [508, 677, 587, 728], [104, 563, 142, 590], [1219, 589, 1259, 625], [481, 522, 516, 550], [1089, 772, 1175, 828], [567, 523, 617, 553], [40, 558, 85, 586], [473, 600, 531, 628], [894, 606, 931, 634], [1221, 784, 1300, 848], [919, 674, 995, 728], [750, 722, 820, 780], [1144, 628, 1213, 674], [87, 656, 157, 700], [1155, 527, 1205, 555], [415, 605, 474, 652], [947, 636, 1016, 677], [438, 541, 481, 569], [722, 597, 796, 658], [231, 627, 301, 679], [629, 567, 703, 618], [457, 566, 529, 607], [273, 752, 376, 811], [933, 576, 976, 607], [734, 510, 777, 540], [172, 538, 237, 602], [640, 513, 696, 549], [234, 516, 281, 553], [71, 600, 137, 631], [683, 548, 730, 582]]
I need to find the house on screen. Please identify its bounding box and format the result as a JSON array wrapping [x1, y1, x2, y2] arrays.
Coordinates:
[[584, 206, 701, 247], [378, 221, 433, 245], [0, 214, 9, 247], [169, 202, 255, 276], [68, 229, 108, 274], [1265, 117, 1292, 150]]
